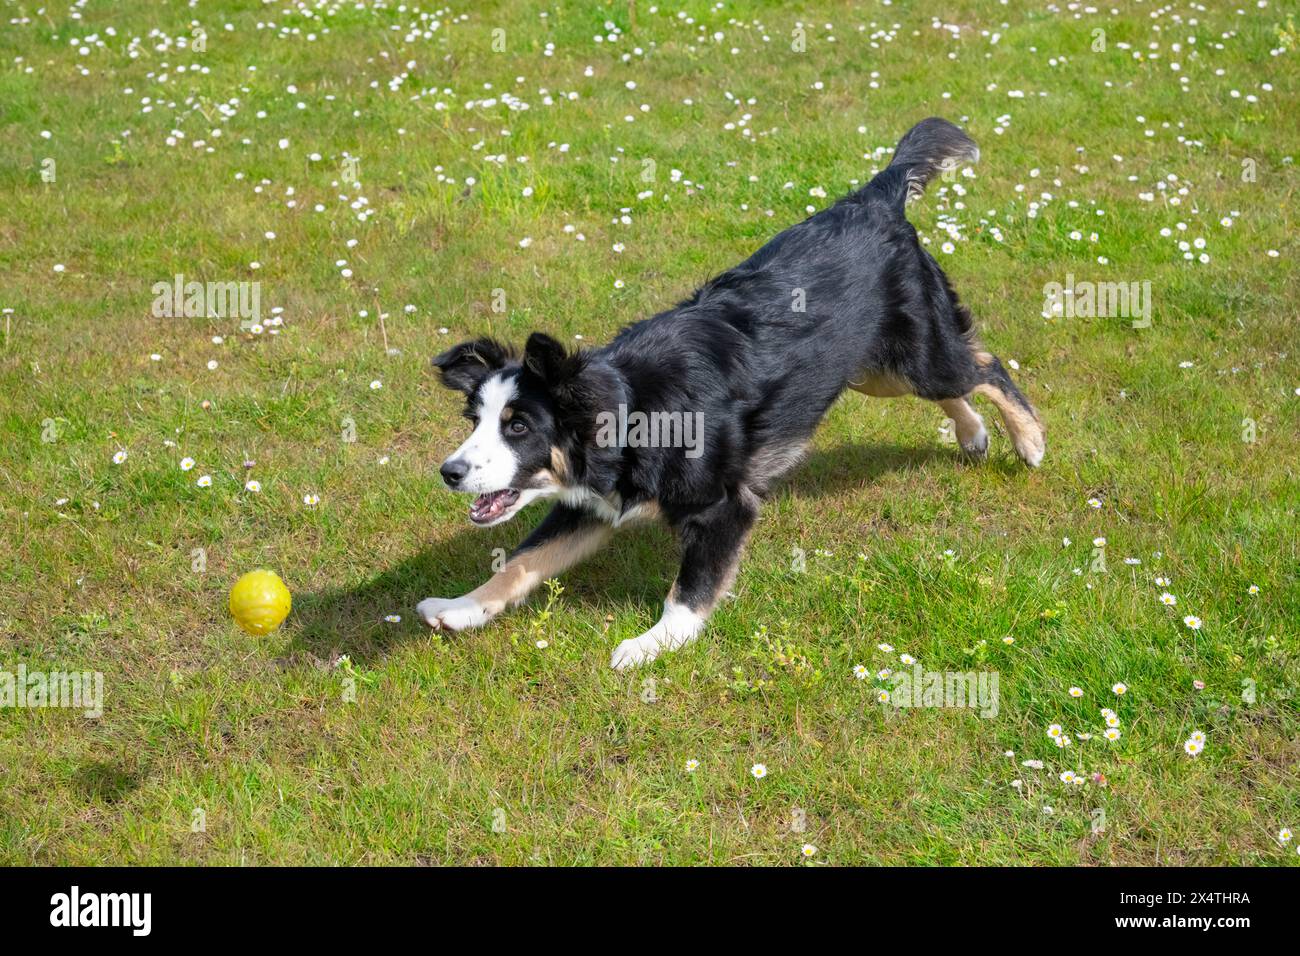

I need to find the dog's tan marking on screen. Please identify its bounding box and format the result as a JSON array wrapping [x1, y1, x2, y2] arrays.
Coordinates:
[[468, 522, 612, 615], [501, 406, 514, 422], [973, 382, 1045, 467], [622, 499, 662, 524], [848, 370, 913, 398], [548, 446, 570, 483]]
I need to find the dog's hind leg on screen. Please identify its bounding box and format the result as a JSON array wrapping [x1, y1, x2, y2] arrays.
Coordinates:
[[418, 504, 611, 632], [849, 370, 991, 460], [937, 397, 989, 460], [970, 352, 1045, 468], [610, 488, 759, 669]]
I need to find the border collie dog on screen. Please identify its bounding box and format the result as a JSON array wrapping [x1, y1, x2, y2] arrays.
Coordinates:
[[420, 118, 1044, 668]]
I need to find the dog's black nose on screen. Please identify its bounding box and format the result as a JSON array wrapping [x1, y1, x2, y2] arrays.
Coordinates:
[[440, 459, 470, 487]]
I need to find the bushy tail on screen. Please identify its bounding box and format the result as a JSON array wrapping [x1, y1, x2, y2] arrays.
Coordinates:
[[867, 118, 979, 211]]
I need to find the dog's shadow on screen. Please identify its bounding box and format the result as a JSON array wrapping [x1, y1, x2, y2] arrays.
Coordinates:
[[288, 441, 989, 664]]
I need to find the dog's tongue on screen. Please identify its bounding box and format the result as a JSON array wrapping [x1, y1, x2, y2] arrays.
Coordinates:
[[469, 489, 519, 523]]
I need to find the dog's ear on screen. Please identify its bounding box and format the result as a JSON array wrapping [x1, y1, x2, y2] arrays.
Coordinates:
[[431, 338, 514, 394], [523, 332, 626, 495], [522, 332, 580, 386]]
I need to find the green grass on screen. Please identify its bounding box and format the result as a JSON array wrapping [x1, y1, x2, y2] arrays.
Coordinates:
[[0, 0, 1297, 865]]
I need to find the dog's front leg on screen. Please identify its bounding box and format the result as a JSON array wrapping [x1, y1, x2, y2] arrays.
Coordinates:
[[419, 505, 610, 632], [611, 489, 759, 669]]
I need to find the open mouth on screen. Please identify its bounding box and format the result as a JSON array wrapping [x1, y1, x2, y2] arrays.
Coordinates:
[[469, 489, 521, 525]]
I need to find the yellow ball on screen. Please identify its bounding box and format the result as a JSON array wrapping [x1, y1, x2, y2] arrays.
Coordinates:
[[228, 569, 292, 635]]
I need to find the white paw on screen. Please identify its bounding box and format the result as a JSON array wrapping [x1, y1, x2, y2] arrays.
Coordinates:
[[1016, 433, 1046, 468], [610, 634, 662, 670], [416, 596, 490, 632], [959, 423, 989, 460], [609, 601, 704, 670]]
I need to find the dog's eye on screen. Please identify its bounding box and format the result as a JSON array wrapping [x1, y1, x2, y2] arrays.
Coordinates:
[[507, 419, 529, 436]]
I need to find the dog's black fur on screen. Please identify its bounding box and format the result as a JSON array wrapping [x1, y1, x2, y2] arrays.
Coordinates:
[[424, 118, 1044, 668]]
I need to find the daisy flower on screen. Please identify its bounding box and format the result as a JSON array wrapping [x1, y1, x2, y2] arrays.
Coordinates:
[[1002, 636, 1015, 645], [1248, 584, 1259, 595], [1188, 729, 1205, 745], [878, 643, 894, 653], [1184, 738, 1204, 756], [852, 664, 868, 680], [244, 480, 261, 493], [1105, 715, 1121, 728], [1105, 728, 1122, 741], [180, 457, 196, 471], [535, 640, 548, 649], [877, 690, 890, 704], [1183, 615, 1202, 630], [685, 759, 699, 773], [1112, 682, 1128, 696], [750, 763, 767, 779], [1047, 724, 1063, 739], [1159, 592, 1177, 606], [899, 653, 915, 665], [801, 844, 817, 858], [303, 494, 320, 507], [1060, 771, 1077, 784], [1280, 828, 1293, 844], [196, 475, 212, 488], [1068, 687, 1084, 698], [112, 450, 128, 464], [384, 614, 401, 623]]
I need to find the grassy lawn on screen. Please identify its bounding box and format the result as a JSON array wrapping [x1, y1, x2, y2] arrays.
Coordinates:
[[0, 0, 1296, 865]]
